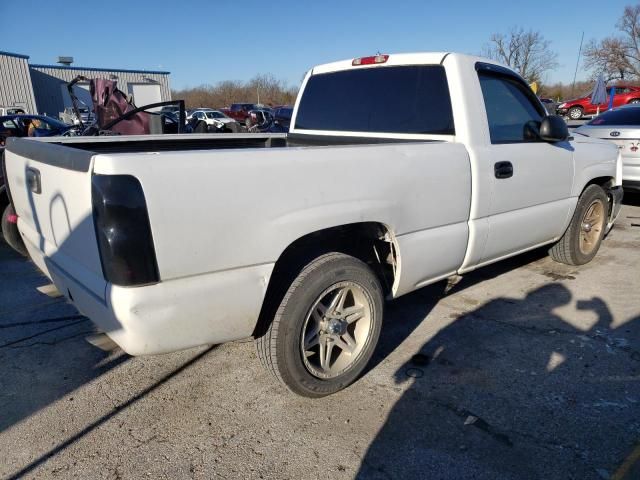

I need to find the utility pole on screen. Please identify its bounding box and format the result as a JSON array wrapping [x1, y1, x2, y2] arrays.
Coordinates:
[[571, 31, 584, 97]]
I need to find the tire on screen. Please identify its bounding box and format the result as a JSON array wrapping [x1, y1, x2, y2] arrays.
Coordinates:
[[629, 99, 640, 104], [568, 106, 583, 120], [255, 252, 383, 397], [1, 203, 27, 256], [549, 184, 608, 265]]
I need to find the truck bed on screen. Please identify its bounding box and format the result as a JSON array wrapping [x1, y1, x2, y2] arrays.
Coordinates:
[[11, 132, 435, 158]]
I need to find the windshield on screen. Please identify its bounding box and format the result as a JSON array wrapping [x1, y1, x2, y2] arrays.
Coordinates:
[[295, 65, 455, 134], [587, 107, 640, 126], [206, 111, 226, 119]]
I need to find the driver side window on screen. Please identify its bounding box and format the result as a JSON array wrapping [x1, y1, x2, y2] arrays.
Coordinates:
[[479, 72, 545, 144]]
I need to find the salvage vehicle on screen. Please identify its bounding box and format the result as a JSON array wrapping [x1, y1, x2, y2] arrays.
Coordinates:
[[220, 103, 260, 126], [188, 109, 240, 130], [4, 52, 623, 397], [575, 104, 640, 192], [0, 106, 27, 116], [557, 85, 640, 120]]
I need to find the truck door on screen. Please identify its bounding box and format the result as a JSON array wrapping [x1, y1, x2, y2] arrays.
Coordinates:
[[475, 65, 574, 264]]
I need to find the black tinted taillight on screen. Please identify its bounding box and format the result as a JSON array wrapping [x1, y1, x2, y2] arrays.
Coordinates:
[[92, 175, 159, 286]]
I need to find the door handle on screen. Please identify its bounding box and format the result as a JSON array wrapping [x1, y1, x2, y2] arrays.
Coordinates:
[[494, 161, 513, 179]]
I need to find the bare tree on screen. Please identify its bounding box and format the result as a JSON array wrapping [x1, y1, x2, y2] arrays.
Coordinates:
[[483, 27, 559, 84], [583, 5, 640, 81], [172, 75, 298, 109]]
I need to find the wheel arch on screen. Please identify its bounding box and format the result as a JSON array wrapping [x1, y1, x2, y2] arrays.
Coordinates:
[[253, 221, 399, 338]]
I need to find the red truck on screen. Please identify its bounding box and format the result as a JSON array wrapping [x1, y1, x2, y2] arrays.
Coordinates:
[[219, 103, 260, 126], [557, 84, 640, 119]]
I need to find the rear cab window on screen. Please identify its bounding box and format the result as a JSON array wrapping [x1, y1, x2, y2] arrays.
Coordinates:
[[294, 65, 455, 135]]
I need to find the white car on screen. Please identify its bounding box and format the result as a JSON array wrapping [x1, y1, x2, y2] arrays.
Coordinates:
[[574, 105, 640, 192], [5, 52, 623, 397], [187, 109, 236, 129]]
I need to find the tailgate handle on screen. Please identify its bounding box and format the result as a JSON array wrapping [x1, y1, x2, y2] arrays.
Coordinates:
[[26, 167, 42, 194]]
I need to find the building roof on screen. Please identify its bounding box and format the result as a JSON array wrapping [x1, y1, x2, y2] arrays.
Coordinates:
[[0, 50, 30, 60], [29, 64, 170, 75]]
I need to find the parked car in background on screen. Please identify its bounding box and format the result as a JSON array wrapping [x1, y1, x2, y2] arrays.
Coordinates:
[[246, 108, 274, 132], [4, 52, 623, 398], [539, 98, 556, 115], [273, 105, 293, 131], [574, 104, 640, 192], [188, 109, 239, 129], [220, 103, 259, 126], [0, 106, 27, 116], [0, 115, 76, 147], [160, 105, 182, 116], [556, 85, 640, 119]]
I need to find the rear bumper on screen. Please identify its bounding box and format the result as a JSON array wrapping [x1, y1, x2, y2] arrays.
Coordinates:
[[622, 159, 640, 189], [22, 235, 274, 355]]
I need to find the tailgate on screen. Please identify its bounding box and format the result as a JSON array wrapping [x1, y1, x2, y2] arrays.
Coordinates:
[[4, 138, 106, 300]]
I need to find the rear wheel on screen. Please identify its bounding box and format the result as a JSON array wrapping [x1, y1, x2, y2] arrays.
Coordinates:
[[568, 106, 583, 120], [255, 252, 383, 397], [549, 184, 608, 265], [629, 99, 640, 104], [1, 204, 27, 256]]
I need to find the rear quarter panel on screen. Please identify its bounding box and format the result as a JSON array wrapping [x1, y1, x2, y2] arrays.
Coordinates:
[[93, 142, 472, 297]]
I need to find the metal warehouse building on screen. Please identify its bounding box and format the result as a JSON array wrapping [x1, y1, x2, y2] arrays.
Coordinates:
[[0, 50, 171, 118]]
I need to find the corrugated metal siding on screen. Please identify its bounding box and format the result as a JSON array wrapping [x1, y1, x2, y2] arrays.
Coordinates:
[[0, 53, 38, 113], [29, 66, 171, 118]]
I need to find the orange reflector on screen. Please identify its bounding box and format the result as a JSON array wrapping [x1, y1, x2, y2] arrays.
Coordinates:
[[352, 54, 389, 66]]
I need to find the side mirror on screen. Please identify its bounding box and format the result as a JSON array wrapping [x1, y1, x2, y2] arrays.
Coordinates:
[[539, 115, 568, 142]]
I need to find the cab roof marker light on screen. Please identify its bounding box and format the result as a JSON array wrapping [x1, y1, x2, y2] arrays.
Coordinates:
[[352, 54, 389, 66]]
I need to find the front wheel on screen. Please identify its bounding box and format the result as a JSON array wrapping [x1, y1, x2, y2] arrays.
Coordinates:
[[549, 184, 608, 265], [568, 106, 583, 120], [255, 252, 383, 397]]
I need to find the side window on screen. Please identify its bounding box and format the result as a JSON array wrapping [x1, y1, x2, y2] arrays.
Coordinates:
[[478, 72, 544, 144]]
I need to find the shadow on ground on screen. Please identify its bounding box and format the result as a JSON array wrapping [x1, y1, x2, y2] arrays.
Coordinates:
[[0, 243, 128, 434], [358, 280, 640, 480]]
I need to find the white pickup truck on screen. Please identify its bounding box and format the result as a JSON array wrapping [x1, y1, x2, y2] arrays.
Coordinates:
[[4, 53, 623, 397]]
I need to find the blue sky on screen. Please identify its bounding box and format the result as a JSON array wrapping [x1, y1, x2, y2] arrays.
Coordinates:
[[0, 1, 634, 90]]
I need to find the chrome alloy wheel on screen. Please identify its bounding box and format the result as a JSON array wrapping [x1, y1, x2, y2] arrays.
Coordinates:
[[300, 281, 373, 379], [579, 199, 605, 255]]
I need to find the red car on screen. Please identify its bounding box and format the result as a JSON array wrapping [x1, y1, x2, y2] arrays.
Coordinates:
[[556, 85, 640, 120]]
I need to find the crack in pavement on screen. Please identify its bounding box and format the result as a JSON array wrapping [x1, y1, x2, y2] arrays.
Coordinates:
[[0, 297, 67, 319], [7, 330, 95, 349], [0, 314, 86, 329], [0, 319, 89, 349]]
